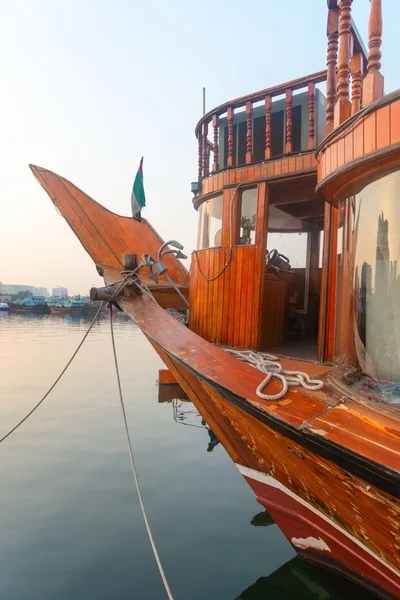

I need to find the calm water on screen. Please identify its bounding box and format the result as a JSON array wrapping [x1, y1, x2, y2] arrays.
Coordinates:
[[0, 312, 377, 599]]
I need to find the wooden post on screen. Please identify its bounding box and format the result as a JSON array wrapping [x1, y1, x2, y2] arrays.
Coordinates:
[[122, 254, 139, 271], [285, 88, 293, 154], [325, 5, 339, 135], [227, 107, 235, 167], [212, 114, 219, 172], [351, 52, 364, 114], [265, 95, 272, 159], [198, 132, 203, 181], [308, 82, 315, 149], [202, 121, 209, 177], [246, 101, 253, 164], [334, 0, 353, 127], [363, 0, 384, 105]]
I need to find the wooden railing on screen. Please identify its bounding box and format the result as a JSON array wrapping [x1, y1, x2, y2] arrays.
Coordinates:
[[195, 1, 377, 182], [325, 0, 383, 132], [196, 71, 327, 181]]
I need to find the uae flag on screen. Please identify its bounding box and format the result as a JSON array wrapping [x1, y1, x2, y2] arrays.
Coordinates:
[[131, 157, 146, 221]]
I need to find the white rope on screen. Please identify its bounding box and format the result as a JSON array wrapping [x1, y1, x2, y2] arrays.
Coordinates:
[[224, 349, 324, 401], [109, 306, 174, 600]]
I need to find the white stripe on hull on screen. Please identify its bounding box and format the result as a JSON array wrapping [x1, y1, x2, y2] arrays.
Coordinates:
[[235, 463, 399, 578]]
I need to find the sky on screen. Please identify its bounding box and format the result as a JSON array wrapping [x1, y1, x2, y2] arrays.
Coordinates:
[[0, 0, 398, 295]]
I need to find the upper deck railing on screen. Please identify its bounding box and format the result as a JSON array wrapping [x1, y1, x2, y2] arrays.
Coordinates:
[[195, 0, 378, 186]]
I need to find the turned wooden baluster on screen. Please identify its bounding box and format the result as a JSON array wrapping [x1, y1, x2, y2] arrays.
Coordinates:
[[285, 88, 293, 154], [202, 121, 209, 177], [325, 5, 339, 135], [212, 114, 219, 172], [198, 131, 203, 181], [351, 52, 364, 114], [246, 101, 253, 164], [265, 95, 272, 159], [363, 0, 384, 105], [308, 82, 315, 149], [334, 0, 353, 127], [227, 107, 235, 167]]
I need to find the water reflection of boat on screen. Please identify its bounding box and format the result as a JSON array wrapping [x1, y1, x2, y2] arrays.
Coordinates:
[[7, 297, 49, 314], [235, 556, 378, 600]]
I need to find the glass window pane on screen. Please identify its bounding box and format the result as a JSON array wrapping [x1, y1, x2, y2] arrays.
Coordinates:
[[334, 169, 400, 405], [197, 194, 223, 250], [267, 232, 308, 268], [239, 188, 257, 245]]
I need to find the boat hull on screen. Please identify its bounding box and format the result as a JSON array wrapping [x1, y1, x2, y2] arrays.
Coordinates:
[[144, 336, 400, 600], [49, 305, 84, 315], [7, 302, 49, 314]]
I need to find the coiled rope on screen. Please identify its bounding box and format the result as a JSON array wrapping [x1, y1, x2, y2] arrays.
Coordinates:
[[109, 306, 174, 600], [0, 302, 105, 444], [224, 349, 324, 401]]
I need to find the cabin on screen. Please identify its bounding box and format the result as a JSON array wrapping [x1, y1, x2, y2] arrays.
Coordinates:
[[189, 0, 398, 404], [188, 14, 366, 363]]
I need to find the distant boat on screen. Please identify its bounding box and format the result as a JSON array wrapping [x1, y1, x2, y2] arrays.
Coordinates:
[[7, 297, 49, 314], [0, 302, 9, 311], [48, 296, 86, 315]]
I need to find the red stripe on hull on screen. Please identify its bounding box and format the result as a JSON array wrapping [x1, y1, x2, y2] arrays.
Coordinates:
[[7, 304, 48, 313], [49, 306, 84, 315], [240, 466, 400, 600]]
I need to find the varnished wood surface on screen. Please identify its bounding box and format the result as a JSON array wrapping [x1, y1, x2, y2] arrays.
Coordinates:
[[317, 96, 400, 204], [120, 294, 400, 478], [30, 165, 189, 286], [195, 71, 327, 136], [196, 152, 317, 203], [261, 279, 286, 348], [189, 246, 261, 348], [116, 294, 400, 582]]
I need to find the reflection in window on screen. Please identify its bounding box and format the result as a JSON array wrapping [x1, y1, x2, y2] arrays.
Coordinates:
[[239, 188, 257, 245], [334, 169, 400, 405], [197, 195, 223, 249]]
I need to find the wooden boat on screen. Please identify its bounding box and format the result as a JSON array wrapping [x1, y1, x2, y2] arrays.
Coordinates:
[[48, 296, 86, 315], [7, 297, 49, 314], [31, 2, 400, 598]]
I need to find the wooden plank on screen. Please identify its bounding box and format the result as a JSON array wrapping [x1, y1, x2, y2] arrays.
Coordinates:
[[227, 247, 237, 346], [234, 247, 243, 347], [337, 136, 345, 167], [353, 121, 364, 158], [158, 369, 177, 385], [376, 104, 390, 149], [245, 247, 255, 348], [390, 100, 400, 145], [344, 130, 354, 163], [239, 248, 249, 348], [221, 247, 231, 343], [364, 112, 377, 154]]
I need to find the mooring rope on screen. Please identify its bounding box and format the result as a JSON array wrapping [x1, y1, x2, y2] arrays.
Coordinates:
[[224, 349, 324, 401], [0, 302, 105, 444], [109, 306, 174, 600]]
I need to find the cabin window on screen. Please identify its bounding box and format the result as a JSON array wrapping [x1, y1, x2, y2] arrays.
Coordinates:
[[334, 169, 400, 406], [267, 231, 308, 268], [197, 194, 223, 249], [239, 188, 257, 245]]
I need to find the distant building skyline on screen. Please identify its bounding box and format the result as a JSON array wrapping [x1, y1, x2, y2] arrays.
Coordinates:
[[0, 283, 49, 297], [52, 286, 68, 298]]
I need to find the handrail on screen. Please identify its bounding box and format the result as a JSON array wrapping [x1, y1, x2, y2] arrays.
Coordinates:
[[195, 70, 327, 137]]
